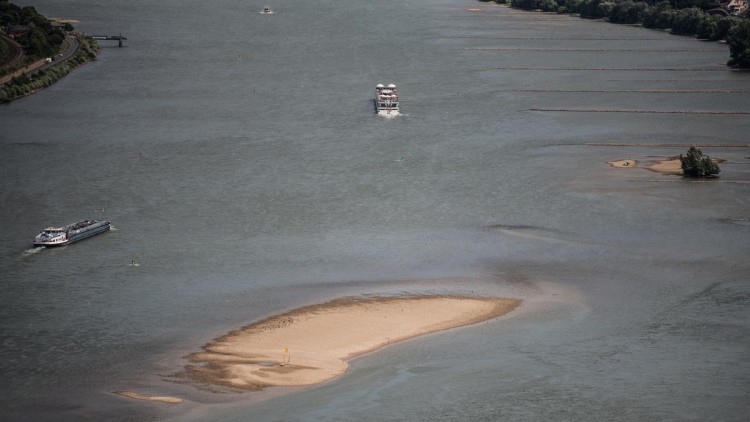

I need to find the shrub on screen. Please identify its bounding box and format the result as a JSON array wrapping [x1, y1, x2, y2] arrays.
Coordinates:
[[597, 1, 616, 18], [671, 7, 703, 35], [680, 146, 720, 177], [539, 0, 558, 12]]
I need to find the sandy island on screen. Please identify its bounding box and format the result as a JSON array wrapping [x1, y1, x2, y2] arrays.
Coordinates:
[[170, 295, 521, 392], [608, 158, 683, 175]]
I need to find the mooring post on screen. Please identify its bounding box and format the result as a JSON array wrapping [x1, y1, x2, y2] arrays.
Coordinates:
[[118, 33, 122, 48]]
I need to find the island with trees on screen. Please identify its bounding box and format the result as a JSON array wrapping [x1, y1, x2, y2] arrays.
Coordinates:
[[680, 146, 721, 177], [482, 0, 750, 68], [0, 0, 99, 103], [608, 145, 722, 178]]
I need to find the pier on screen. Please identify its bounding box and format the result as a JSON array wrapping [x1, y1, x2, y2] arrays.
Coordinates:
[[91, 34, 127, 47]]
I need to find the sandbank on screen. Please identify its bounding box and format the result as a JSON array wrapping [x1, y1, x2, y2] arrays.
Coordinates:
[[173, 295, 520, 391], [644, 158, 683, 175], [608, 159, 637, 168], [608, 158, 683, 175], [113, 391, 183, 404]]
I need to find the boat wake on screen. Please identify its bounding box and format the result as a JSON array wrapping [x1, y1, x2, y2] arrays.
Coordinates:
[[23, 247, 45, 255]]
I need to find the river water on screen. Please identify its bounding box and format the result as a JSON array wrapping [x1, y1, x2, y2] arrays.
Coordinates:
[[1, 0, 748, 421]]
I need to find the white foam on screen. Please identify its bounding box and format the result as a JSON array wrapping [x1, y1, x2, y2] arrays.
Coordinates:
[[23, 247, 44, 255]]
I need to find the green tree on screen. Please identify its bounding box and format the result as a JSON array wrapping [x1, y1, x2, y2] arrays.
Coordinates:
[[25, 26, 50, 56], [579, 0, 603, 17], [671, 7, 703, 35], [696, 14, 718, 40], [597, 1, 616, 17], [642, 2, 672, 28], [712, 16, 735, 41], [609, 1, 649, 24], [539, 0, 558, 11], [680, 146, 720, 177], [510, 0, 541, 9], [727, 19, 750, 68]]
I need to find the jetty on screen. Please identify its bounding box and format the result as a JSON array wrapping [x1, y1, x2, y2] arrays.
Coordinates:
[[91, 34, 127, 47]]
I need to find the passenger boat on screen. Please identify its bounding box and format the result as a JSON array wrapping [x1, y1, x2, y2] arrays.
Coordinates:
[[375, 83, 399, 116], [33, 219, 111, 247], [260, 5, 273, 14]]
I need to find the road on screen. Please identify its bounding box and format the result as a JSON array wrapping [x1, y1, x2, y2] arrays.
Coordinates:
[[0, 34, 80, 85]]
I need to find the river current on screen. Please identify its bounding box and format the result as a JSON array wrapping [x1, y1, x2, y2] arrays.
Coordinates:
[[1, 0, 748, 421]]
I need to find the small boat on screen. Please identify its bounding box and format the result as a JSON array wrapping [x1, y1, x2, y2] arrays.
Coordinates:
[[33, 219, 111, 247], [260, 5, 273, 14], [375, 83, 399, 116]]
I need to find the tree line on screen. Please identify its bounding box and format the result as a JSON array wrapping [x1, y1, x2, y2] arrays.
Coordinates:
[[483, 0, 750, 68]]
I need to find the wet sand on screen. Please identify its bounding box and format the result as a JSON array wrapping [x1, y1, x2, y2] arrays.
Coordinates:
[[173, 295, 521, 392]]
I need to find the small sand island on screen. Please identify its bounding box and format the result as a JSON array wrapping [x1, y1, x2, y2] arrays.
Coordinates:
[[608, 158, 683, 175], [170, 295, 521, 392]]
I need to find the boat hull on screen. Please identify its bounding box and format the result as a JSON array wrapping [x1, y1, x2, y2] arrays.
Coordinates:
[[375, 107, 399, 116], [33, 220, 111, 247]]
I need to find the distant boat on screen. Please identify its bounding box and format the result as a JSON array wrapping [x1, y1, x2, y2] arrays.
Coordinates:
[[260, 5, 273, 14], [33, 219, 111, 247], [375, 83, 399, 116]]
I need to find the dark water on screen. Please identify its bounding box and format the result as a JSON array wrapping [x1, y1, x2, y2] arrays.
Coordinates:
[[1, 0, 749, 421]]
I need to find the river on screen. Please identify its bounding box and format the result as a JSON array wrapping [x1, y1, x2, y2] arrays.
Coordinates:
[[1, 0, 748, 421]]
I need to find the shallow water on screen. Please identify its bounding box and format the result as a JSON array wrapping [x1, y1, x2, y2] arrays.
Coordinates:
[[1, 0, 749, 421]]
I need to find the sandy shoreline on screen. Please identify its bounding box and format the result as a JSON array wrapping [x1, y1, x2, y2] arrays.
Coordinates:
[[169, 295, 520, 393]]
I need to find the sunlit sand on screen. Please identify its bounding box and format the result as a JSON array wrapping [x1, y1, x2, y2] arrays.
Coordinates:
[[173, 295, 521, 391]]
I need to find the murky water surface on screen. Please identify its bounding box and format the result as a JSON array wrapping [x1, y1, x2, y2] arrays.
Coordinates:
[[1, 1, 748, 421]]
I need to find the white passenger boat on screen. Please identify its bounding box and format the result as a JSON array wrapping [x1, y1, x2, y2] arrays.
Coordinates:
[[375, 83, 399, 116], [33, 219, 111, 247], [260, 5, 273, 14]]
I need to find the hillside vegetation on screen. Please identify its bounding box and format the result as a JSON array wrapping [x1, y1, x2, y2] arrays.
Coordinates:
[[1, 0, 70, 70]]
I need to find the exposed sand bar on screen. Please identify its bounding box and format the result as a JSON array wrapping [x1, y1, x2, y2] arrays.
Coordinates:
[[176, 295, 521, 391], [113, 391, 183, 404], [607, 158, 683, 175]]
